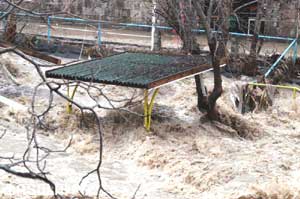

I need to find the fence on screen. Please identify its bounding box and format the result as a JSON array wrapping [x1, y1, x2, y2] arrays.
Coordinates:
[[45, 15, 297, 45], [45, 15, 300, 77], [0, 12, 299, 77]]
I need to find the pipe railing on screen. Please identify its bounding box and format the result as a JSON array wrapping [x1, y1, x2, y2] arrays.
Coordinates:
[[0, 12, 298, 75], [248, 82, 300, 100], [44, 15, 299, 74], [264, 39, 298, 78], [0, 12, 296, 42], [44, 15, 297, 48]]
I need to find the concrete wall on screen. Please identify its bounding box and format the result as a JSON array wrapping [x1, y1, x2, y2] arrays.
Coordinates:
[[39, 0, 298, 37], [40, 0, 152, 23], [2, 0, 298, 37], [264, 0, 298, 37]]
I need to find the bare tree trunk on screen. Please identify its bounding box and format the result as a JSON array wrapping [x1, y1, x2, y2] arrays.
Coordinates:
[[180, 1, 200, 54], [247, 0, 264, 75], [192, 0, 231, 119], [4, 14, 17, 43], [156, 0, 200, 53], [156, 0, 261, 138]]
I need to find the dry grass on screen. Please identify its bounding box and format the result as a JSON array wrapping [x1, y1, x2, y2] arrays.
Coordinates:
[[102, 103, 175, 127], [238, 183, 300, 199], [0, 54, 19, 76]]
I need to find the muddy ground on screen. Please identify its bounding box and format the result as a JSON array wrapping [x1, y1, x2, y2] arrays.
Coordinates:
[[0, 52, 300, 199]]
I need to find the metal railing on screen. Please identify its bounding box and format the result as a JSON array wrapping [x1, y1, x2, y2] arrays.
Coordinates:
[[248, 82, 300, 100], [264, 39, 298, 78], [0, 12, 298, 77]]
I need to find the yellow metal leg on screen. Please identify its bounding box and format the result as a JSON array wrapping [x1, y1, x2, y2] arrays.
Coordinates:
[[148, 89, 159, 131], [293, 88, 297, 100], [144, 88, 159, 132], [66, 83, 79, 114], [144, 90, 149, 129], [66, 83, 71, 113]]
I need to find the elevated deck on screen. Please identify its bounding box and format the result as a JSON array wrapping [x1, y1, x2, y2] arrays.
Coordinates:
[[45, 52, 211, 89], [45, 52, 213, 131]]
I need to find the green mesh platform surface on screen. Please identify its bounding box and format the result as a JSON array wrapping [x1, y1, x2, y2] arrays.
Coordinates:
[[45, 53, 211, 89]]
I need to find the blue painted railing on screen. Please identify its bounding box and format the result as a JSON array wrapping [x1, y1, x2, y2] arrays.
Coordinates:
[[265, 39, 298, 78], [47, 16, 51, 44], [45, 15, 298, 78], [44, 16, 296, 44], [0, 12, 295, 42], [0, 12, 298, 74]]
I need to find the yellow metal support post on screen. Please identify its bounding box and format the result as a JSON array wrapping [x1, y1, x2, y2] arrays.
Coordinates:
[[148, 89, 159, 130], [144, 90, 149, 129], [144, 88, 159, 132], [66, 83, 79, 114], [248, 82, 300, 103], [293, 88, 297, 100]]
